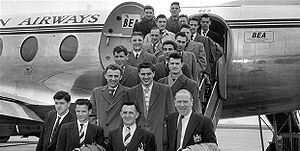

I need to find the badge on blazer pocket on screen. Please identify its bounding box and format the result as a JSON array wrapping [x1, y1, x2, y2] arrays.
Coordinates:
[[193, 134, 202, 144]]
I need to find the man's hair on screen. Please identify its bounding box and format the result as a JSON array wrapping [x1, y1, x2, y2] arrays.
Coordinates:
[[53, 90, 71, 102], [138, 61, 155, 73], [171, 2, 180, 7], [105, 63, 123, 75], [113, 45, 128, 56], [175, 31, 188, 39], [168, 52, 183, 62], [121, 102, 141, 114], [156, 14, 167, 21], [178, 14, 188, 20], [144, 5, 154, 11], [180, 24, 191, 30], [131, 31, 144, 38], [189, 17, 199, 24], [75, 99, 92, 110], [175, 89, 193, 102], [162, 40, 178, 50], [200, 14, 210, 20], [151, 26, 159, 31]]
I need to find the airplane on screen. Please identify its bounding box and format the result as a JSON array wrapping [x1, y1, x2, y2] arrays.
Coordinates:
[[1, 0, 300, 150]]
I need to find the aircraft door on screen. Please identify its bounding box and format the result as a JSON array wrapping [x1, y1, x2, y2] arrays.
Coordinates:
[[99, 2, 144, 68]]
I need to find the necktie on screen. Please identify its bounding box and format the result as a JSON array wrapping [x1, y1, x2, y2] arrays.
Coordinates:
[[124, 127, 131, 147], [191, 34, 194, 41], [176, 115, 184, 150], [109, 89, 115, 98], [79, 124, 85, 147], [50, 116, 61, 143], [203, 31, 206, 37], [135, 53, 139, 59], [143, 87, 150, 118]]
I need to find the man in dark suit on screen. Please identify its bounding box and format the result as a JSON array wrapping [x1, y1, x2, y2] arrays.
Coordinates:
[[90, 64, 128, 137], [175, 32, 198, 82], [56, 99, 105, 151], [100, 45, 140, 88], [166, 89, 217, 151], [107, 102, 156, 151], [126, 62, 175, 151], [199, 14, 222, 47], [36, 91, 76, 151], [132, 5, 156, 37], [142, 27, 164, 59], [180, 24, 207, 83], [158, 52, 201, 114], [166, 2, 181, 34], [127, 31, 156, 67], [154, 40, 191, 81]]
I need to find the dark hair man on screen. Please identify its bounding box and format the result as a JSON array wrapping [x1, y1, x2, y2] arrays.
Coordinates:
[[36, 90, 76, 151], [107, 102, 157, 151], [56, 99, 105, 151], [142, 27, 164, 58], [199, 14, 222, 46], [126, 61, 175, 151], [133, 5, 156, 37], [90, 63, 129, 137], [166, 2, 181, 34], [127, 31, 157, 67], [158, 52, 201, 114]]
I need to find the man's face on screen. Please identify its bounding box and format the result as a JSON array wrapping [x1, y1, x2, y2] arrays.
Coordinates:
[[170, 4, 180, 17], [114, 51, 128, 67], [163, 44, 176, 57], [168, 58, 183, 74], [120, 105, 139, 126], [156, 18, 167, 30], [175, 35, 187, 52], [175, 91, 193, 116], [180, 28, 192, 41], [131, 35, 143, 51], [75, 105, 91, 123], [200, 17, 211, 31], [54, 98, 70, 116], [144, 9, 154, 20], [138, 68, 155, 87], [178, 17, 188, 26], [105, 69, 122, 88], [189, 20, 199, 34], [150, 29, 160, 44]]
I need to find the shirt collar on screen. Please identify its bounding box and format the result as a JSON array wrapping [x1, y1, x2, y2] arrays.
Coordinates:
[[132, 50, 142, 57], [57, 110, 69, 120], [179, 110, 192, 120], [142, 82, 153, 91], [77, 119, 88, 127], [201, 29, 209, 34], [123, 123, 137, 131]]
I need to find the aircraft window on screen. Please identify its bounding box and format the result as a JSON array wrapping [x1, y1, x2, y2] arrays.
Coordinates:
[[20, 36, 38, 62], [59, 35, 78, 62], [0, 38, 3, 56]]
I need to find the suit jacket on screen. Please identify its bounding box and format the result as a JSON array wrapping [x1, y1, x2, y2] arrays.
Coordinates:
[[154, 61, 191, 81], [181, 51, 198, 82], [166, 17, 180, 34], [185, 40, 207, 83], [166, 113, 217, 151], [207, 30, 222, 47], [158, 74, 201, 114], [56, 121, 105, 151], [144, 29, 175, 44], [142, 42, 164, 59], [36, 110, 76, 151], [194, 33, 212, 76], [126, 82, 175, 151], [100, 65, 140, 88], [90, 85, 128, 136], [127, 50, 157, 67], [107, 127, 156, 151]]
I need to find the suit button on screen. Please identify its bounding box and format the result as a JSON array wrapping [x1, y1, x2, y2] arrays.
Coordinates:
[[106, 124, 109, 126]]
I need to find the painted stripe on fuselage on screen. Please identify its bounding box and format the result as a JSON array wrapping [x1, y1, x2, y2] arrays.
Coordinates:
[[228, 18, 300, 28], [0, 24, 104, 35]]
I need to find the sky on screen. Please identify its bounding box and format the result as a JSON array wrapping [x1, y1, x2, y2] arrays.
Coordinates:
[[0, 0, 234, 16]]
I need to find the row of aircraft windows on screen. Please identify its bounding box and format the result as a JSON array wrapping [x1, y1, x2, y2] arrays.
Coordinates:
[[0, 35, 78, 62]]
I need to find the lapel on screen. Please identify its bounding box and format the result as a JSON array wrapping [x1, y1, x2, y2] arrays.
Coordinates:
[[182, 51, 189, 63], [128, 52, 138, 66], [149, 82, 160, 109], [136, 84, 145, 116], [137, 50, 146, 63], [127, 128, 143, 151], [84, 123, 93, 143], [107, 85, 126, 112], [116, 128, 126, 149], [120, 65, 130, 84], [47, 113, 57, 146], [171, 74, 186, 93], [71, 122, 80, 146], [100, 86, 111, 104], [182, 113, 198, 148]]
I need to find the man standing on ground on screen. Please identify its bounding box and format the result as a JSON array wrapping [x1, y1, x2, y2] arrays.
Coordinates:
[[36, 91, 76, 151]]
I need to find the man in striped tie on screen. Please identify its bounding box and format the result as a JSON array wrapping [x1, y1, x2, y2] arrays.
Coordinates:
[[56, 99, 105, 151], [107, 102, 156, 151]]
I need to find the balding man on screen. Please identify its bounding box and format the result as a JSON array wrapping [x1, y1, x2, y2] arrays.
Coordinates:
[[166, 89, 218, 151]]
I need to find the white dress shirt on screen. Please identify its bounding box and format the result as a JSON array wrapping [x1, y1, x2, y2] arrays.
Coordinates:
[[77, 120, 88, 140], [122, 124, 137, 146], [142, 82, 153, 112], [177, 111, 192, 149]]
